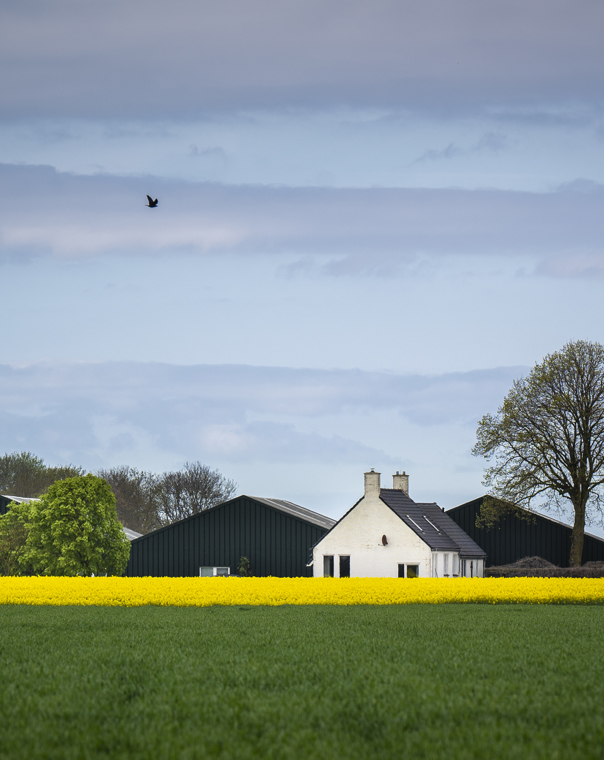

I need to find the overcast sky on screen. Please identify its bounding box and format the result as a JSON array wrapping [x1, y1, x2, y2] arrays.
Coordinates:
[[2, 1, 604, 530]]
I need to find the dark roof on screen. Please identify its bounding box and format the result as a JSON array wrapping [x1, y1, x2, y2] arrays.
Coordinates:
[[123, 526, 143, 541], [448, 496, 604, 542], [0, 494, 40, 516], [446, 496, 604, 567], [379, 489, 486, 558], [130, 493, 334, 542], [249, 497, 336, 530]]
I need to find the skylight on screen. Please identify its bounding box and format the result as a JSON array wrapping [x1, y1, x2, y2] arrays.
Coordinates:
[[405, 515, 424, 532], [424, 517, 441, 532]]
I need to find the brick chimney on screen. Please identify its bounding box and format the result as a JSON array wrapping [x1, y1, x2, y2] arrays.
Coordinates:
[[364, 469, 381, 497], [392, 471, 409, 495]]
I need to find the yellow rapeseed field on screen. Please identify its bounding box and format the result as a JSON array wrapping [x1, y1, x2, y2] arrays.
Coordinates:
[[0, 576, 603, 606]]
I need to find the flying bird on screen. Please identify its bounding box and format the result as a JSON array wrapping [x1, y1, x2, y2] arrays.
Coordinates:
[[146, 195, 158, 208]]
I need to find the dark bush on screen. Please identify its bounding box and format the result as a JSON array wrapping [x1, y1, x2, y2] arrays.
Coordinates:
[[486, 556, 604, 578]]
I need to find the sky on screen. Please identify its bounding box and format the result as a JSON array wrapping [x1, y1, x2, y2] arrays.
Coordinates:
[[2, 0, 604, 531]]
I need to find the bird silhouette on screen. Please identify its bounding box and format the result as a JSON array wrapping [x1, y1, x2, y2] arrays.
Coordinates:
[[146, 195, 158, 208]]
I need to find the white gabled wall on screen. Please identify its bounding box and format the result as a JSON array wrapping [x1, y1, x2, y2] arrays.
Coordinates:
[[313, 486, 433, 578]]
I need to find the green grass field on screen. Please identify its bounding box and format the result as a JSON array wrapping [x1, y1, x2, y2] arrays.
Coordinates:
[[1, 605, 603, 760]]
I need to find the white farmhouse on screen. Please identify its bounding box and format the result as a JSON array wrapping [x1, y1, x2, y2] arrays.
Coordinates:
[[312, 470, 486, 578]]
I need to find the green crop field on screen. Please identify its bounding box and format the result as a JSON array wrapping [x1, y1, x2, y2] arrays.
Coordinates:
[[1, 605, 603, 760]]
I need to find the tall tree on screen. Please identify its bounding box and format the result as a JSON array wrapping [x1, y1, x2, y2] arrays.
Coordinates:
[[97, 466, 160, 534], [155, 461, 237, 525], [25, 474, 131, 576], [473, 340, 604, 566], [0, 451, 84, 498]]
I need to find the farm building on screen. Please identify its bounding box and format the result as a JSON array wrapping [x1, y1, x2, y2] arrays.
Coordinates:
[[0, 494, 37, 515], [124, 494, 335, 577], [312, 470, 486, 578], [446, 496, 604, 567]]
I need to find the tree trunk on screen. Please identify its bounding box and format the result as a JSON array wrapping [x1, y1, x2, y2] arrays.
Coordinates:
[[569, 502, 586, 567]]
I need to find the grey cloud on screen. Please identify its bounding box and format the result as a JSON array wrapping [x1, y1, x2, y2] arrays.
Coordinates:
[[412, 143, 463, 165], [1, 1, 603, 118], [189, 146, 228, 161], [474, 132, 507, 152], [0, 361, 524, 466], [489, 105, 601, 128], [412, 132, 507, 164], [2, 164, 604, 275]]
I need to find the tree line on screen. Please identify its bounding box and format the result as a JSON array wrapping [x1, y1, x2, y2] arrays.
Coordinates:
[[0, 452, 237, 534]]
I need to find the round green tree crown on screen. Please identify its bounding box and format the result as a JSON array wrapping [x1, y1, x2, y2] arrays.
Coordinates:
[[26, 474, 131, 576]]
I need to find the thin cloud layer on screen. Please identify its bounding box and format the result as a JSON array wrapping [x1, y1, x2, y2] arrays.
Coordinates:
[[0, 360, 523, 469], [2, 164, 604, 274], [1, 1, 603, 118]]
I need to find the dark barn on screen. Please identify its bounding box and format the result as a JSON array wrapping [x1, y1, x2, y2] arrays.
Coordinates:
[[446, 496, 604, 567], [124, 494, 335, 577], [0, 495, 37, 515]]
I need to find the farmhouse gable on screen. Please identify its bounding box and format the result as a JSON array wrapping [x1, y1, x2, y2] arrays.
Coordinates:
[[312, 471, 485, 578]]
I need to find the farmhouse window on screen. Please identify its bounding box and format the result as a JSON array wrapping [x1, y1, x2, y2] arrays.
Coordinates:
[[406, 565, 419, 578], [323, 555, 334, 577], [452, 554, 459, 576], [443, 553, 449, 576], [339, 556, 350, 578]]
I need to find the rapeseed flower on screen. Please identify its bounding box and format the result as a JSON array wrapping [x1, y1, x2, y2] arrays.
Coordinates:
[[0, 576, 603, 606]]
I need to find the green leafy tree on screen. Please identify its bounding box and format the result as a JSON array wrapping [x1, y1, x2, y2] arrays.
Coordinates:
[[237, 556, 251, 576], [473, 340, 604, 566], [25, 474, 131, 576], [0, 451, 84, 498], [0, 500, 34, 576]]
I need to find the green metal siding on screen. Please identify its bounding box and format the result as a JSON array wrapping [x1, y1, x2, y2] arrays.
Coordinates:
[[124, 495, 328, 577], [447, 497, 604, 567], [0, 496, 13, 516]]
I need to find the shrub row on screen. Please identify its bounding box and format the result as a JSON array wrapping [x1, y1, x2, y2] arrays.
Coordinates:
[[486, 558, 604, 578]]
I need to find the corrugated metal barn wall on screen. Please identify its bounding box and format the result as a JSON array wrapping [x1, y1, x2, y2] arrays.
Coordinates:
[[447, 497, 604, 567], [0, 496, 12, 516], [124, 495, 329, 577]]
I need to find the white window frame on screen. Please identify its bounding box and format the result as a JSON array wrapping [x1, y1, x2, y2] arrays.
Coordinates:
[[400, 563, 420, 578], [199, 566, 230, 577], [323, 555, 334, 577]]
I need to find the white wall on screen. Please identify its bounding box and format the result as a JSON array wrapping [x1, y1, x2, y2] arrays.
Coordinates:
[[313, 492, 433, 578], [433, 553, 484, 578], [458, 558, 484, 578]]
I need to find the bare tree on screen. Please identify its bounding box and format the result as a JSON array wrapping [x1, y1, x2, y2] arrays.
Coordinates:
[[97, 466, 161, 535], [473, 340, 604, 566], [155, 462, 237, 526], [0, 451, 84, 498]]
